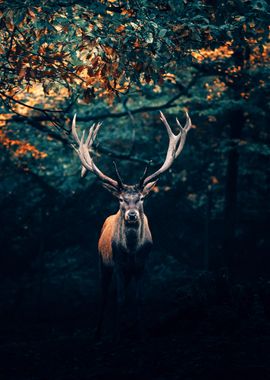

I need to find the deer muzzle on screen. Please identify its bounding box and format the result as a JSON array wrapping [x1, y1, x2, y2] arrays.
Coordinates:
[[125, 210, 140, 223]]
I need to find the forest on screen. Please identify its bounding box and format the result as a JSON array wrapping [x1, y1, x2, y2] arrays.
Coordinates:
[[0, 1, 270, 379]]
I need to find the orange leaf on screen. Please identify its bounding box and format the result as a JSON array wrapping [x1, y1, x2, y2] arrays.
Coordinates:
[[211, 176, 219, 185], [27, 8, 36, 19], [18, 67, 27, 80], [75, 65, 86, 74], [134, 39, 140, 48], [116, 25, 125, 33]]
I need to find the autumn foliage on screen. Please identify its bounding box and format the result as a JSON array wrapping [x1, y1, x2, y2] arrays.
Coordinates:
[[0, 0, 269, 162]]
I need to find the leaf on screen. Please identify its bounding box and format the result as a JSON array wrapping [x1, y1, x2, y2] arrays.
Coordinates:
[[18, 67, 27, 80], [27, 8, 36, 19], [159, 29, 167, 38], [146, 33, 154, 44], [116, 24, 125, 33]]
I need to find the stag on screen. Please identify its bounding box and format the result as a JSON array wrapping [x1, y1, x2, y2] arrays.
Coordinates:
[[71, 111, 192, 339]]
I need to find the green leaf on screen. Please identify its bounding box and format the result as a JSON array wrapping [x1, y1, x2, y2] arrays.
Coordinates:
[[159, 29, 167, 38]]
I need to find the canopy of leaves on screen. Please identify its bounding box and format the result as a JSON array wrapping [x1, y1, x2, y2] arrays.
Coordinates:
[[0, 0, 269, 112]]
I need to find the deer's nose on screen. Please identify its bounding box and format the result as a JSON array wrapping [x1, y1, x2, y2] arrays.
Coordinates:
[[125, 210, 139, 222], [129, 211, 137, 219]]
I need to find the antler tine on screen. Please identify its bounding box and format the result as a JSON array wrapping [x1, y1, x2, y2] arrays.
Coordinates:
[[138, 160, 152, 188], [175, 111, 192, 157], [84, 122, 102, 152], [79, 129, 90, 177], [77, 130, 93, 171], [81, 166, 87, 178], [159, 111, 173, 137], [90, 122, 102, 146], [72, 114, 80, 145], [176, 111, 192, 132], [85, 123, 95, 147], [113, 161, 124, 189], [185, 111, 192, 131], [80, 132, 94, 171], [71, 114, 119, 187], [142, 111, 192, 187]]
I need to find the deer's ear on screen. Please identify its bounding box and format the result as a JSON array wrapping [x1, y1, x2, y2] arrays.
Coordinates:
[[142, 180, 158, 197], [102, 183, 120, 197]]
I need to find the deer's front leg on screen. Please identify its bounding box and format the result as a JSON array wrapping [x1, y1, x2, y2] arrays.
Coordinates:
[[134, 244, 151, 339], [112, 242, 126, 339], [134, 273, 144, 338], [114, 264, 125, 340]]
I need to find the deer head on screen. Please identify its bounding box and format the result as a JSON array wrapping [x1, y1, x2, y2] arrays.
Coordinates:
[[71, 111, 192, 223]]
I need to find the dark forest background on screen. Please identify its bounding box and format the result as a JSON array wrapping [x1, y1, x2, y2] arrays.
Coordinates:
[[0, 1, 270, 379]]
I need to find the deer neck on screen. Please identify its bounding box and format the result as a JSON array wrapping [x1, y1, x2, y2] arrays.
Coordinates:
[[118, 211, 145, 252]]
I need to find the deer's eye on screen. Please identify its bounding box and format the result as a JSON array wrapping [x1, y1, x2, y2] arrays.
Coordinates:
[[140, 196, 145, 201], [119, 198, 124, 203]]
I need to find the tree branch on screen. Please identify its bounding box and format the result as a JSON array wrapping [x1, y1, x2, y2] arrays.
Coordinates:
[[0, 91, 64, 113], [0, 92, 183, 125], [76, 72, 200, 122], [1, 73, 200, 127], [76, 91, 186, 122], [96, 145, 158, 166]]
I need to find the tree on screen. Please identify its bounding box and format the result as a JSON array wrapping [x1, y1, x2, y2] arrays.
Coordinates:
[[0, 0, 269, 270]]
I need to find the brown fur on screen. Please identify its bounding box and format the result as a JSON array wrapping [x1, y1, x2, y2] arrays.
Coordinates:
[[142, 214, 152, 242], [98, 211, 120, 265]]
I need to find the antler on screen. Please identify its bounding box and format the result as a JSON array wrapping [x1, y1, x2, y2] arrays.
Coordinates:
[[141, 111, 192, 187], [71, 114, 122, 189]]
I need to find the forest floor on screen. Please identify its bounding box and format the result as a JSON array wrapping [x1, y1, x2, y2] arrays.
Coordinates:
[[1, 269, 270, 380]]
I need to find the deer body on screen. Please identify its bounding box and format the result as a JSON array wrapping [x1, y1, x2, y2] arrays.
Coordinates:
[[71, 110, 192, 338], [98, 211, 152, 266], [96, 189, 153, 337]]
